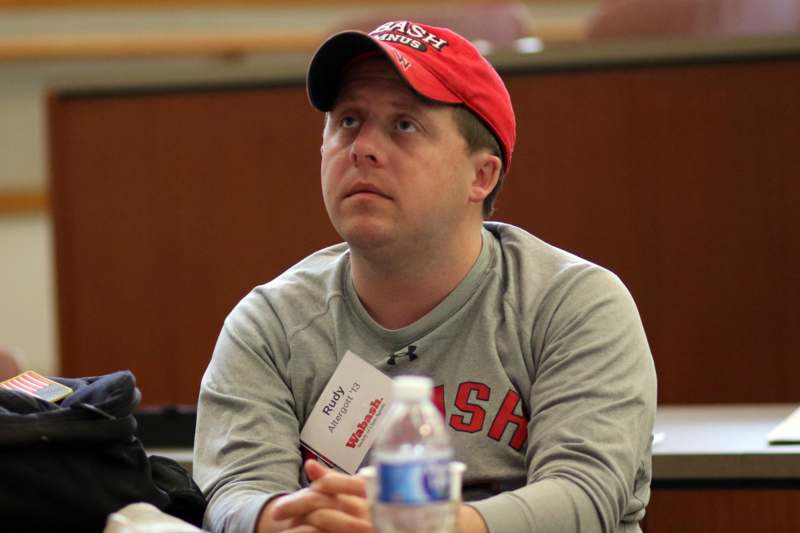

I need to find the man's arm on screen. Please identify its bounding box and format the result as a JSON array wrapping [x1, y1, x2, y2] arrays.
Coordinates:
[[469, 265, 656, 532], [194, 298, 303, 533]]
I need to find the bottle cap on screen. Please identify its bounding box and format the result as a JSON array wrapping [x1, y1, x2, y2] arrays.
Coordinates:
[[392, 375, 433, 401]]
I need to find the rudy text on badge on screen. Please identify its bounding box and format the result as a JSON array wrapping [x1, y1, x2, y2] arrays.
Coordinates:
[[322, 385, 347, 416]]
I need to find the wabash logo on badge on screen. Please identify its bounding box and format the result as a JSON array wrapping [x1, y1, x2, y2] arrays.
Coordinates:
[[345, 397, 384, 449], [370, 21, 449, 53]]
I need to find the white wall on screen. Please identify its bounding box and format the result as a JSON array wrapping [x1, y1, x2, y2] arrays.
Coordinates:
[[0, 214, 55, 374], [0, 60, 51, 372]]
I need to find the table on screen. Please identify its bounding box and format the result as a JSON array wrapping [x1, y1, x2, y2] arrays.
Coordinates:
[[653, 404, 800, 484], [149, 404, 800, 532], [647, 404, 800, 533]]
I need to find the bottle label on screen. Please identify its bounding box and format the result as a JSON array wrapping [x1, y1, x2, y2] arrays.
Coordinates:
[[378, 459, 451, 504]]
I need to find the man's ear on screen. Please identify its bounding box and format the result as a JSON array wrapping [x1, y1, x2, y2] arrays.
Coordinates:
[[468, 153, 502, 204]]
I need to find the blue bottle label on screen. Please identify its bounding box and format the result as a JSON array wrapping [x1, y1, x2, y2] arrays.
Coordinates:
[[378, 459, 451, 504]]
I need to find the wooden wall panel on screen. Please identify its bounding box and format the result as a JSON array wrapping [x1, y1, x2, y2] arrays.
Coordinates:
[[49, 57, 800, 406], [500, 59, 800, 404], [644, 489, 800, 532], [50, 84, 338, 405]]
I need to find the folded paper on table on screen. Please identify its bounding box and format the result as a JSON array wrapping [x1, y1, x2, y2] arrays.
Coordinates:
[[767, 406, 800, 444]]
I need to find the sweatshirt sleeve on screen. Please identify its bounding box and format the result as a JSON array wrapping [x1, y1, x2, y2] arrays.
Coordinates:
[[193, 295, 301, 533], [469, 265, 657, 533]]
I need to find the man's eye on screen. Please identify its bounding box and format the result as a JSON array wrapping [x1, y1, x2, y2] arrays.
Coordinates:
[[340, 116, 359, 128], [396, 119, 419, 133]]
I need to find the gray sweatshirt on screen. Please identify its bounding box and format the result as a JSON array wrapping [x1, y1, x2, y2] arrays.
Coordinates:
[[194, 222, 656, 533]]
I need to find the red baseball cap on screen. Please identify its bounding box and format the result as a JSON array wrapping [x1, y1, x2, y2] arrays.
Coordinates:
[[307, 20, 516, 172]]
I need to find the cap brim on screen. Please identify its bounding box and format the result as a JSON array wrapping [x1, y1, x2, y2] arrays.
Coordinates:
[[307, 31, 461, 111], [308, 32, 380, 111]]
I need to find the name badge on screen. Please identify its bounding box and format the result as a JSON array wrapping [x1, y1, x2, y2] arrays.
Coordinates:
[[300, 350, 394, 474]]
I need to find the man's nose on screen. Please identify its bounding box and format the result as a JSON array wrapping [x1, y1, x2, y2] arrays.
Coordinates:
[[349, 122, 382, 168]]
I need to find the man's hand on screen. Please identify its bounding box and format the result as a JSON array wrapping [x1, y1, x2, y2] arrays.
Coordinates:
[[257, 458, 487, 533], [264, 459, 372, 533]]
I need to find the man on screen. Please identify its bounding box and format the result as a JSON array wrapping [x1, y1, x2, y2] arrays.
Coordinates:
[[194, 20, 656, 533]]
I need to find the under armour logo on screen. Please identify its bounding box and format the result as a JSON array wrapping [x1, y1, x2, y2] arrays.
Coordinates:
[[387, 345, 418, 365]]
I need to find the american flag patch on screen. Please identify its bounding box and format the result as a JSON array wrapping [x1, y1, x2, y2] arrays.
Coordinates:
[[0, 370, 74, 402]]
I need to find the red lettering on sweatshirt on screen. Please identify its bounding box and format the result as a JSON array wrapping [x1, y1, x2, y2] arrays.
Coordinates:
[[450, 382, 490, 433], [487, 390, 528, 450], [438, 382, 529, 451]]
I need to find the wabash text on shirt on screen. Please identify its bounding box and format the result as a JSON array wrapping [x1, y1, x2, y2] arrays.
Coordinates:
[[433, 381, 529, 451]]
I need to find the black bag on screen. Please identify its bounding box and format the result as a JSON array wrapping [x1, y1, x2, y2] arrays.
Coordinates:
[[0, 370, 206, 532]]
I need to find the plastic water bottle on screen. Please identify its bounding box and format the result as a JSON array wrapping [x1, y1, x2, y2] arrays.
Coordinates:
[[371, 376, 455, 533]]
